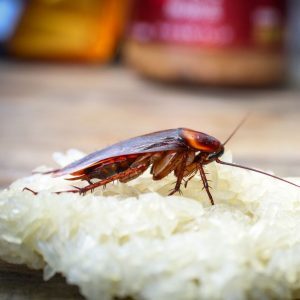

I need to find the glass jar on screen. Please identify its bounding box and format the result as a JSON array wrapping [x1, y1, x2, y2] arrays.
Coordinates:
[[8, 0, 128, 62], [125, 0, 286, 86]]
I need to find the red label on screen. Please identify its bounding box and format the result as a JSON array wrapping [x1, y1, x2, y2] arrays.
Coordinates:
[[129, 0, 286, 48]]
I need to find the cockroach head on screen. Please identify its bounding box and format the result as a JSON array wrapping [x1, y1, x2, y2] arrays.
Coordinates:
[[206, 144, 224, 161]]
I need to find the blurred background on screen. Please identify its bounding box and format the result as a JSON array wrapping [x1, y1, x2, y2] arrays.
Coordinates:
[[0, 0, 300, 190], [0, 1, 300, 298]]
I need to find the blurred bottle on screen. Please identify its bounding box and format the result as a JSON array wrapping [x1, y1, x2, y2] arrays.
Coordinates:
[[0, 0, 24, 55], [7, 0, 129, 62], [125, 0, 286, 87], [288, 0, 300, 86]]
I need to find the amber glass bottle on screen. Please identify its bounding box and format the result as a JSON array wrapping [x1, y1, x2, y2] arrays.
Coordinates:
[[125, 0, 286, 86], [8, 0, 128, 62]]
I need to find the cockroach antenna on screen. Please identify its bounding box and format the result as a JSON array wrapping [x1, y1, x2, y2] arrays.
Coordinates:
[[217, 114, 300, 189], [216, 158, 300, 188], [223, 113, 250, 146]]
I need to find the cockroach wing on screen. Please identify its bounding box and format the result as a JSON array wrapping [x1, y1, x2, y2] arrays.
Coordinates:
[[52, 129, 187, 177]]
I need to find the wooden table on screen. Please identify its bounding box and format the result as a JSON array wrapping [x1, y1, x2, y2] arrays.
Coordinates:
[[0, 60, 300, 299]]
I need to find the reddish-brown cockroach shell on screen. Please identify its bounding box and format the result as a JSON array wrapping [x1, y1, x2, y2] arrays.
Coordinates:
[[45, 128, 223, 205], [26, 126, 299, 206], [180, 128, 222, 153]]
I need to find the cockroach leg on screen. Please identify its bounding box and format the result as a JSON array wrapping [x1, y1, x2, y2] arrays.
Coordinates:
[[184, 170, 197, 188], [169, 153, 188, 196], [199, 164, 214, 205], [32, 169, 59, 175], [152, 151, 177, 180], [72, 185, 87, 195], [56, 165, 148, 195], [23, 187, 38, 195], [54, 185, 85, 195], [168, 187, 182, 196], [85, 180, 94, 192]]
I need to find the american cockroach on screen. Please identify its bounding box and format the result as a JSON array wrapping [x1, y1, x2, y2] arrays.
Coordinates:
[[27, 121, 300, 205]]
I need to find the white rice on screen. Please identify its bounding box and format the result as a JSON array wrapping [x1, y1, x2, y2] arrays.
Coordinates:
[[0, 149, 300, 300]]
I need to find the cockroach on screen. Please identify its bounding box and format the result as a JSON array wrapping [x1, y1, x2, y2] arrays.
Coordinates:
[[26, 120, 300, 205]]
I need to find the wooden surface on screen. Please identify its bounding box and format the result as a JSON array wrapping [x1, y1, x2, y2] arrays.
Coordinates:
[[0, 60, 300, 299], [0, 261, 83, 300]]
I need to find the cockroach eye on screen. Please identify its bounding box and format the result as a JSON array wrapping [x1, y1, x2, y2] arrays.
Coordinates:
[[207, 146, 224, 161]]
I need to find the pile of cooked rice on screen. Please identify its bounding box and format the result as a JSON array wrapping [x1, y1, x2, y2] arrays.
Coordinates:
[[0, 149, 300, 300]]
